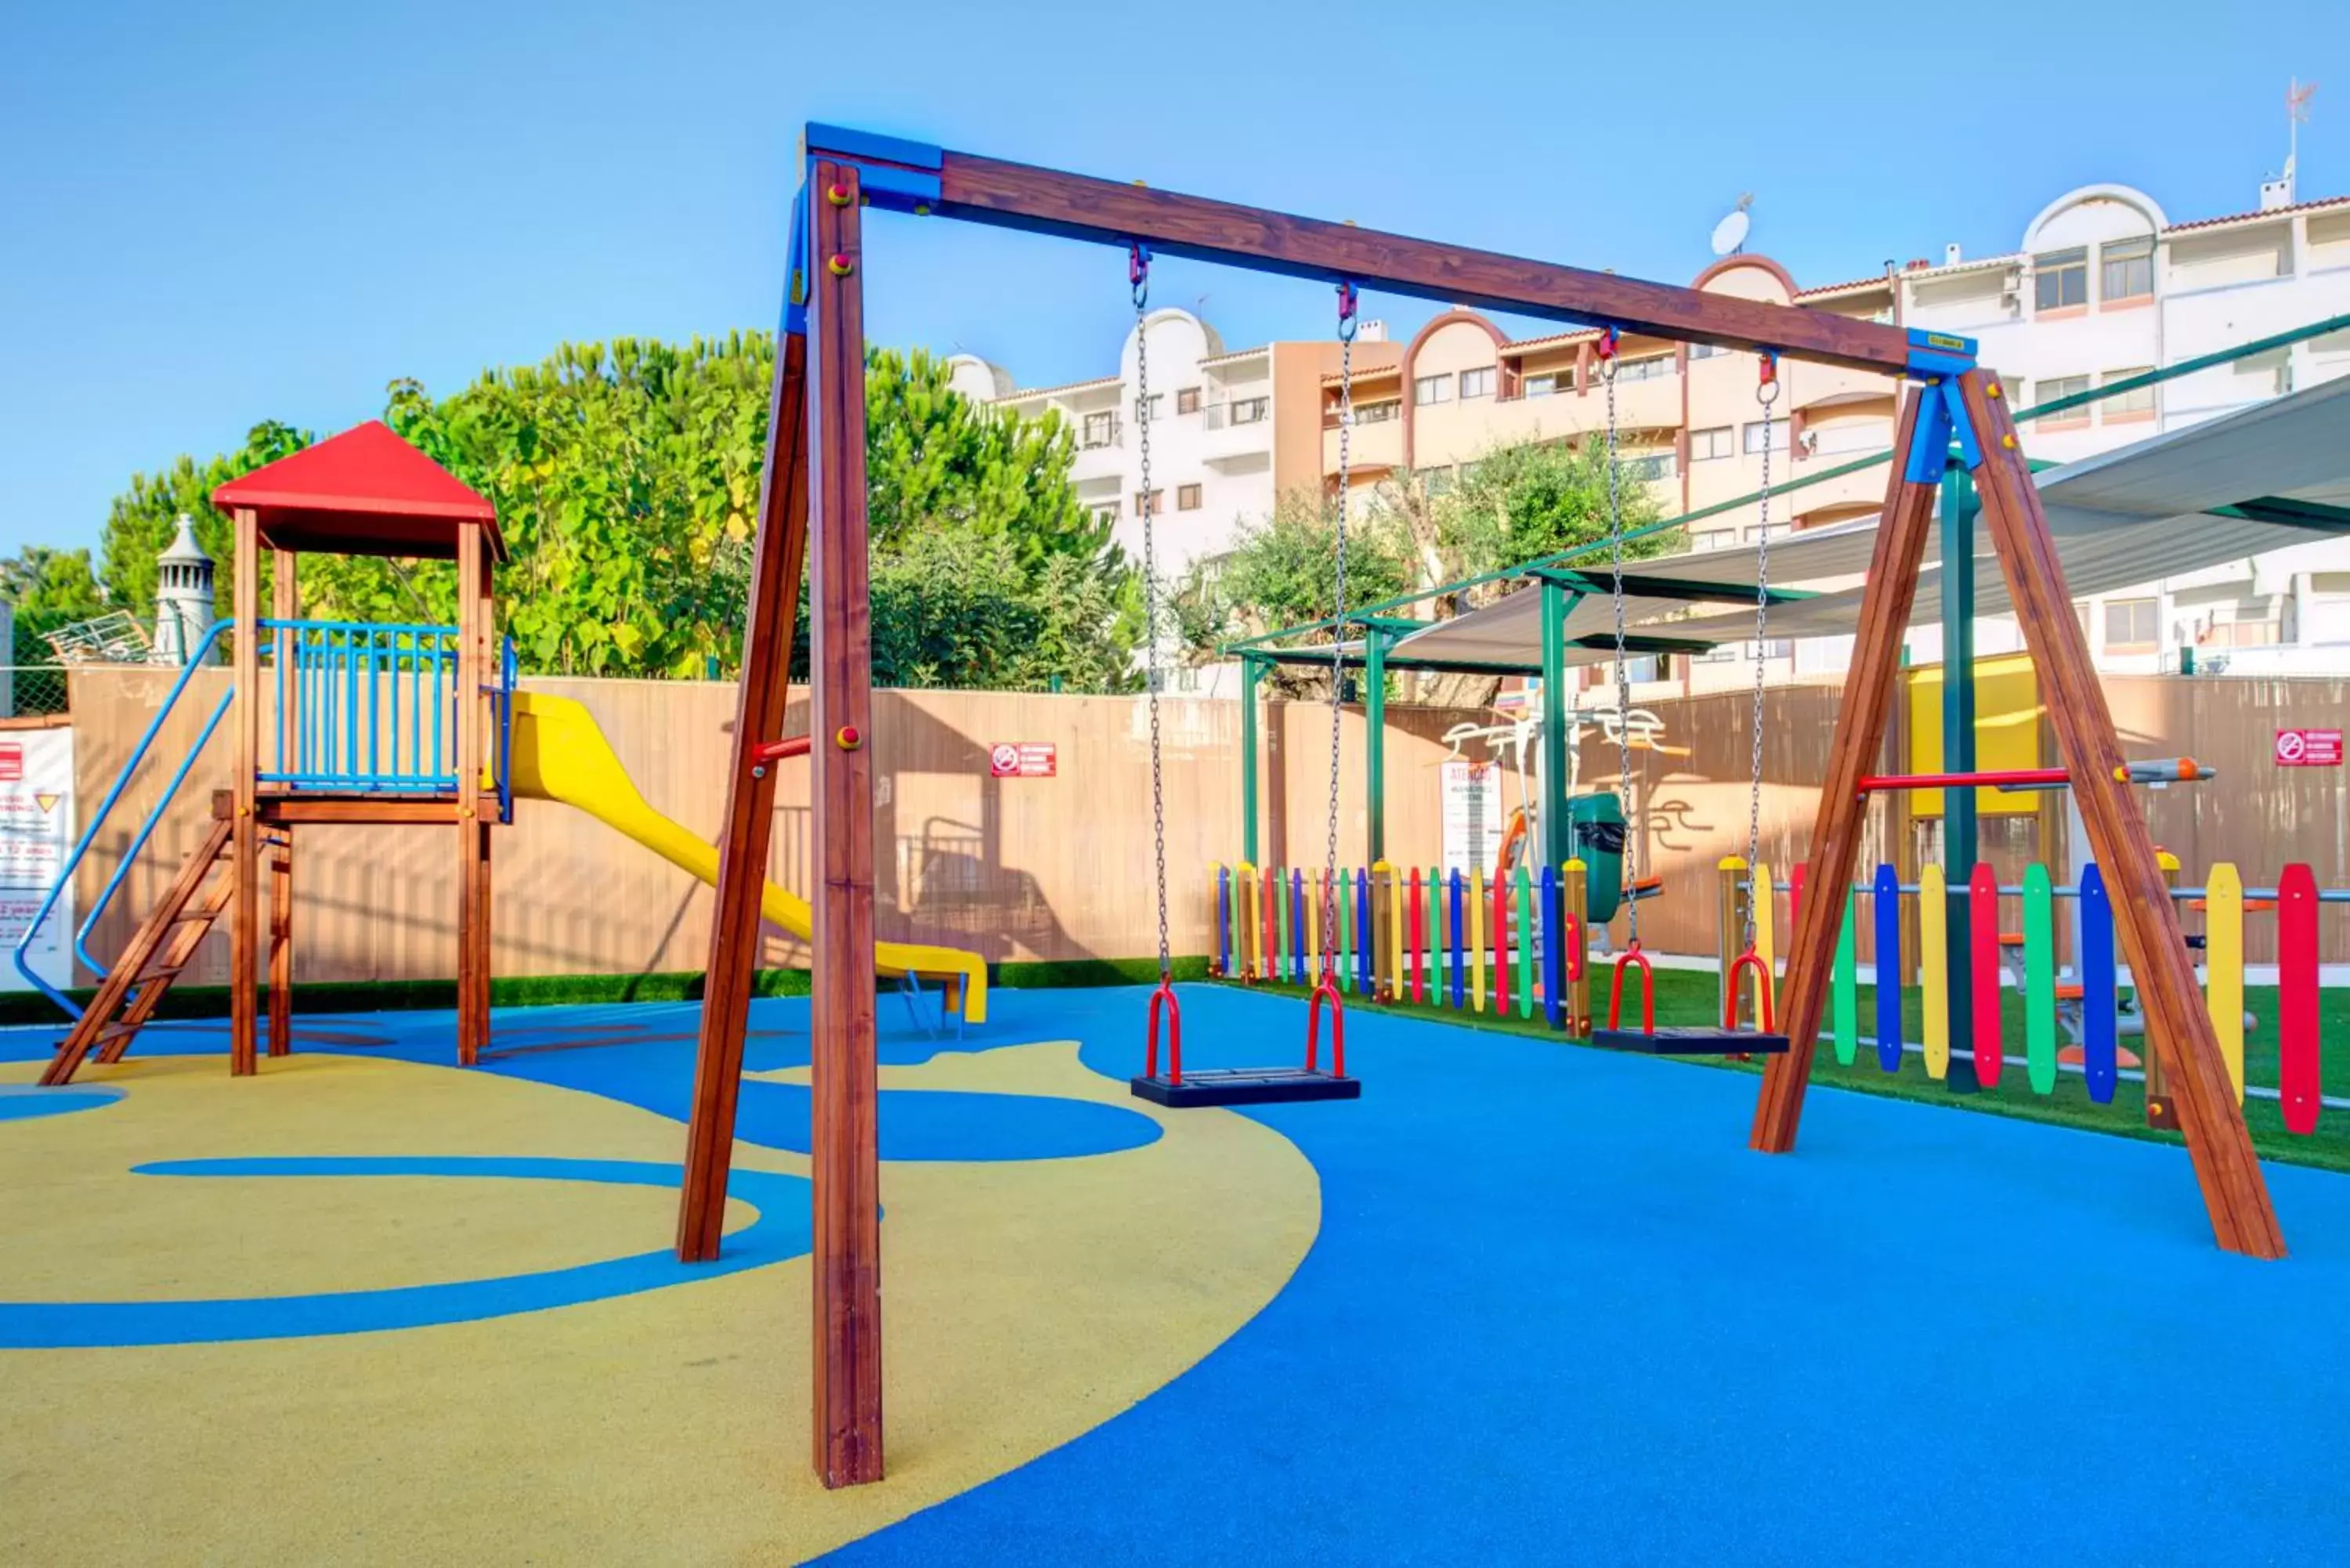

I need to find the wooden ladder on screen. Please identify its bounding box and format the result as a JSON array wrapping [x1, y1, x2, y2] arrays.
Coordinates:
[[40, 817, 262, 1086]]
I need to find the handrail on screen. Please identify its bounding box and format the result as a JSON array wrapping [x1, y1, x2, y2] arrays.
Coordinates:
[[10, 619, 232, 1018], [74, 686, 233, 979]]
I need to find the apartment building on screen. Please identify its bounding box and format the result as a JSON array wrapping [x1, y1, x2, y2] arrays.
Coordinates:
[[1317, 175, 2350, 690], [948, 309, 1397, 579]]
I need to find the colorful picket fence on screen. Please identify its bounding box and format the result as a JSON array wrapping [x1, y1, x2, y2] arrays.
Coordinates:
[[1792, 859, 2331, 1134], [1207, 858, 1611, 1035], [1206, 855, 2334, 1135]]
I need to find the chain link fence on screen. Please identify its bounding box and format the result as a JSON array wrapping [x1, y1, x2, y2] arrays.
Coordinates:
[[1, 666, 70, 719]]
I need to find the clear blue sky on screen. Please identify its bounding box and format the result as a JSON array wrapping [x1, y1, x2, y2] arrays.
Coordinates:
[[4, 0, 2345, 558]]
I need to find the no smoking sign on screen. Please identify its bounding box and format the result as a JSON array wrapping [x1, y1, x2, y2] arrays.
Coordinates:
[[989, 742, 1058, 779], [2275, 728, 2343, 768]]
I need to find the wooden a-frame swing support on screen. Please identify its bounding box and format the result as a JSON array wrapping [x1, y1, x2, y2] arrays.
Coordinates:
[[682, 122, 2285, 1489]]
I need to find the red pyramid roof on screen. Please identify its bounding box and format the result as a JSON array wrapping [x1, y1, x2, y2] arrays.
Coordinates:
[[213, 421, 504, 562]]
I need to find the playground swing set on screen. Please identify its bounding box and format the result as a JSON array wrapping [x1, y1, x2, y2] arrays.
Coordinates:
[[672, 120, 2279, 1485], [15, 125, 2299, 1496]]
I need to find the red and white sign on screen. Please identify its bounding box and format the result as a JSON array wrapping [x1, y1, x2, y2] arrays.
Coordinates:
[[2275, 728, 2344, 768], [989, 742, 1058, 779], [0, 744, 19, 782]]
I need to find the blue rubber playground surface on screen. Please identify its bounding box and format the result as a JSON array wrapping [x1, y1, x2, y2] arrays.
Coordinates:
[[7, 983, 2350, 1565]]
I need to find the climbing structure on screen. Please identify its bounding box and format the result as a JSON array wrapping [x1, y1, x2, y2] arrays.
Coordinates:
[[34, 421, 512, 1082]]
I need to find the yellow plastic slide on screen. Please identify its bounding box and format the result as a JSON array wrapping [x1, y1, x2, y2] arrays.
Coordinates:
[[505, 692, 987, 1022]]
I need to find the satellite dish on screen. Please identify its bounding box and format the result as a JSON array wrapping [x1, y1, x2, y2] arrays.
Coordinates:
[[1709, 194, 1755, 257]]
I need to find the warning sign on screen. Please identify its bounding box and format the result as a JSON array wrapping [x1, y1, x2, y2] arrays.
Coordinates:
[[989, 742, 1057, 779], [0, 744, 18, 782], [2275, 728, 2343, 768]]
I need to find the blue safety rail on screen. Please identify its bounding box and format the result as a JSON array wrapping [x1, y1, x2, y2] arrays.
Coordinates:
[[260, 619, 464, 793], [11, 621, 233, 1018]]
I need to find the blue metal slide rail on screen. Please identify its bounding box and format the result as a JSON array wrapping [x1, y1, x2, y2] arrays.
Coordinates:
[[10, 620, 232, 1019]]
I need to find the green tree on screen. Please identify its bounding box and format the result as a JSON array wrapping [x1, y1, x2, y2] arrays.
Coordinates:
[[1430, 438, 1677, 594], [2, 545, 110, 666], [94, 334, 1128, 690], [1180, 489, 1415, 656]]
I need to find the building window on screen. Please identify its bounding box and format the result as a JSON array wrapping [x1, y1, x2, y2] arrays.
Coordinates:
[[1690, 425, 1734, 461], [2100, 237, 2154, 303], [2034, 247, 2088, 311], [1622, 453, 1676, 482], [1354, 399, 1398, 424], [2104, 597, 2158, 652], [1615, 354, 1674, 382], [2207, 597, 2283, 648], [1133, 488, 1164, 517], [1418, 465, 1455, 497], [1699, 642, 1737, 662], [1177, 483, 1202, 511], [1749, 638, 1793, 660], [1692, 527, 1735, 552], [1177, 387, 1202, 415], [2102, 367, 2156, 419], [1414, 374, 1452, 406], [1524, 371, 1570, 397], [1134, 392, 1164, 423], [1082, 411, 1118, 450], [1459, 367, 1495, 399], [2036, 374, 2092, 427], [1742, 419, 1788, 454], [1688, 342, 1725, 360], [1228, 396, 1269, 425]]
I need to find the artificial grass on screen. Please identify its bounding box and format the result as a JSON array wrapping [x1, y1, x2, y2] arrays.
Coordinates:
[[1226, 966, 2350, 1176]]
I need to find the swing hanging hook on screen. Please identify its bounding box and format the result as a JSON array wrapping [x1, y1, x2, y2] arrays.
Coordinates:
[[1129, 244, 1151, 309], [1336, 280, 1359, 342]]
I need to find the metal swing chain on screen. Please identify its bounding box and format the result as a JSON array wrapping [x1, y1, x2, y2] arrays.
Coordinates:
[[1744, 359, 1781, 952], [1323, 284, 1358, 977], [1601, 334, 1638, 952], [1133, 246, 1170, 981]]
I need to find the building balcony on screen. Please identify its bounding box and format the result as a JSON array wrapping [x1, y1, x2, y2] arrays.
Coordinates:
[[1321, 413, 1404, 474]]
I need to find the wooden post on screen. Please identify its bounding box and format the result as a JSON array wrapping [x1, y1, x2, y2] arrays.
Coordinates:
[[454, 522, 487, 1068], [1751, 392, 1937, 1151], [807, 161, 884, 1487], [230, 508, 261, 1077], [268, 549, 297, 1057], [1955, 370, 2280, 1258], [676, 322, 815, 1263]]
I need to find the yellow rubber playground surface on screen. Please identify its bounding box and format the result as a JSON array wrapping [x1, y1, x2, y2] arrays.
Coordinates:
[[0, 995, 1314, 1566]]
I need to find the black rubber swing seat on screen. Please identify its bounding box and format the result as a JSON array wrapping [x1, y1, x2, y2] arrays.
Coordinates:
[[1130, 1067, 1362, 1108], [1590, 1026, 1791, 1057]]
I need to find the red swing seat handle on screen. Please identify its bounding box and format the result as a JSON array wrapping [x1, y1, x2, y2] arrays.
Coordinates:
[[1146, 977, 1183, 1085], [1723, 946, 1777, 1031], [1607, 944, 1655, 1034], [1307, 970, 1347, 1078]]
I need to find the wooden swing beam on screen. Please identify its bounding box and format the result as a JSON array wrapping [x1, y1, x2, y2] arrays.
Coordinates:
[[681, 126, 2283, 1493]]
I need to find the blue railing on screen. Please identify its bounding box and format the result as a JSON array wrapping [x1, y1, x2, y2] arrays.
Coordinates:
[[261, 620, 462, 792], [10, 620, 233, 1019]]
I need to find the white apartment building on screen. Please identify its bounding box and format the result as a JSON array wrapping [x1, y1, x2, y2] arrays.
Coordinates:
[[948, 309, 1394, 578], [1893, 179, 2350, 676], [949, 310, 1397, 695]]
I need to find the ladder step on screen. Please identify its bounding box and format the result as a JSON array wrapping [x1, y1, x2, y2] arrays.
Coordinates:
[[132, 962, 187, 987]]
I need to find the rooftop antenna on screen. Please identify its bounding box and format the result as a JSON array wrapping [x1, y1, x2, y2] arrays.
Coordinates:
[[1709, 193, 1754, 258]]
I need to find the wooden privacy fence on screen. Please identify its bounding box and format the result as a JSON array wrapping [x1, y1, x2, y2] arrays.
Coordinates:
[[60, 667, 2350, 987]]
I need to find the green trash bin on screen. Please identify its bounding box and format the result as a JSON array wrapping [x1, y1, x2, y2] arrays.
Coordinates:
[[1564, 793, 1629, 924]]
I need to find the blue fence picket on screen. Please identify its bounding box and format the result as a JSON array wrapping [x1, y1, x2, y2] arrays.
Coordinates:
[[1873, 863, 1903, 1072]]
